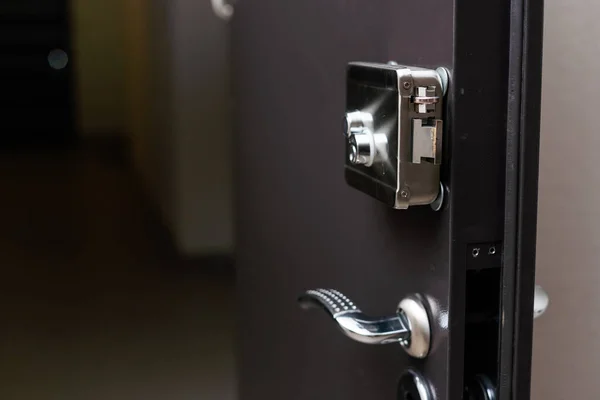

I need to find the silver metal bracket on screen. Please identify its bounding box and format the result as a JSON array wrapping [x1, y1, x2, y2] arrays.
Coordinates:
[[344, 62, 448, 209]]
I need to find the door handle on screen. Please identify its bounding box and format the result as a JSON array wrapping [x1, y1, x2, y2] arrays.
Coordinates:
[[298, 289, 431, 358], [534, 284, 549, 319], [299, 286, 549, 361]]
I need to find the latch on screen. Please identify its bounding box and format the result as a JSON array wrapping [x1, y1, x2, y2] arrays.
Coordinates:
[[344, 62, 449, 209]]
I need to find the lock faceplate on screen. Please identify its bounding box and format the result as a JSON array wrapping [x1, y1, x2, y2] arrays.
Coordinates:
[[344, 62, 447, 209]]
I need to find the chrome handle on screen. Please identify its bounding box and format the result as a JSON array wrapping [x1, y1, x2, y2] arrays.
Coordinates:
[[298, 289, 431, 358], [533, 285, 549, 319]]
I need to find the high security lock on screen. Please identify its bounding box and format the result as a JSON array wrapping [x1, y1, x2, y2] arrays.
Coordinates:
[[344, 62, 448, 209]]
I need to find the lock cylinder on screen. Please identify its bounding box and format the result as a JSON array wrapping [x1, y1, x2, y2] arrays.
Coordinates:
[[348, 129, 374, 166], [344, 110, 373, 138]]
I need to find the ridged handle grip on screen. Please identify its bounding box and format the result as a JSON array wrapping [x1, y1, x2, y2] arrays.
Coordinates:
[[299, 288, 430, 357]]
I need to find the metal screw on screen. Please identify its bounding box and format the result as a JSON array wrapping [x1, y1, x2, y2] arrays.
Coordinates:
[[400, 189, 410, 198], [403, 81, 411, 90]]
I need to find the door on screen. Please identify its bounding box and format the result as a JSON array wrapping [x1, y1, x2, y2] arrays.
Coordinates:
[[234, 1, 543, 399], [0, 0, 74, 146]]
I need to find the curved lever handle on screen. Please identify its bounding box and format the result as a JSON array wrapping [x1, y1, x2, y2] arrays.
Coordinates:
[[300, 286, 548, 360], [299, 289, 431, 358], [299, 288, 411, 345]]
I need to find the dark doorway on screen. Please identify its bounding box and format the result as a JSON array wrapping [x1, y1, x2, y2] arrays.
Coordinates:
[[0, 0, 74, 147]]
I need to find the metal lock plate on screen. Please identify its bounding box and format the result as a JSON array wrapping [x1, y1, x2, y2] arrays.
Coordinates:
[[344, 62, 447, 209]]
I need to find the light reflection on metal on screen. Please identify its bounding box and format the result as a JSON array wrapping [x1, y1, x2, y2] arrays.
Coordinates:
[[375, 118, 396, 171], [211, 0, 234, 21]]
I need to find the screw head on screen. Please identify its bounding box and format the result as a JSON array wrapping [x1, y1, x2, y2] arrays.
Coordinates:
[[400, 189, 410, 198], [403, 81, 411, 90]]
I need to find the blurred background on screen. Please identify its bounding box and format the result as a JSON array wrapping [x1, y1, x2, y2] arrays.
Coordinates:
[[0, 1, 235, 399], [0, 0, 598, 399]]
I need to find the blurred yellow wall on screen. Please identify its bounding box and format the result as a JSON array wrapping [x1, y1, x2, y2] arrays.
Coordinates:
[[123, 0, 176, 230], [124, 0, 149, 153], [71, 0, 127, 136], [71, 0, 232, 256]]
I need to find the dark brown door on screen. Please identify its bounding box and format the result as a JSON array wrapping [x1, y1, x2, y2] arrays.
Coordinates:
[[234, 1, 543, 399], [0, 0, 74, 146]]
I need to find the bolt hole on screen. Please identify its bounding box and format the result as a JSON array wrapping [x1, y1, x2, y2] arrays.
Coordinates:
[[472, 248, 480, 258], [488, 246, 496, 255]]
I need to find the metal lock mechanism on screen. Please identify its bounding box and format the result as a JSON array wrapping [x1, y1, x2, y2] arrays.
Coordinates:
[[344, 62, 448, 209]]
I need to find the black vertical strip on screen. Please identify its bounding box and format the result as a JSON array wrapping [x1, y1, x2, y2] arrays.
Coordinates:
[[453, 0, 510, 396], [499, 0, 525, 399], [513, 0, 544, 398], [501, 0, 544, 398]]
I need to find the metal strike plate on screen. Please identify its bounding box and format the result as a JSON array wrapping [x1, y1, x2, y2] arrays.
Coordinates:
[[344, 62, 448, 209]]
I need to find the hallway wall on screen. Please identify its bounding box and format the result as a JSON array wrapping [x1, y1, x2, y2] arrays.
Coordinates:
[[170, 0, 233, 254], [123, 0, 233, 256], [71, 0, 127, 137], [124, 0, 176, 231]]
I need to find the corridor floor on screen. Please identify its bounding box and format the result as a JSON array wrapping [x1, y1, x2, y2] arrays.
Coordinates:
[[0, 149, 236, 400]]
